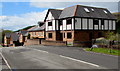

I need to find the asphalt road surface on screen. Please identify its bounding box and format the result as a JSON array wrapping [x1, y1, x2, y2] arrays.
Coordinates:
[[0, 45, 119, 70]]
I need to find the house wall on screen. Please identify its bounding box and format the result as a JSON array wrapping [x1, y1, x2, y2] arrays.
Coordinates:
[[60, 18, 74, 31], [46, 31, 56, 41], [29, 31, 44, 39], [19, 34, 23, 43], [60, 31, 74, 42], [45, 20, 56, 31], [4, 36, 10, 46], [24, 39, 40, 45]]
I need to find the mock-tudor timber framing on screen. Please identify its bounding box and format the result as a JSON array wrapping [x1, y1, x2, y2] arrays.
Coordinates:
[[44, 5, 116, 47]]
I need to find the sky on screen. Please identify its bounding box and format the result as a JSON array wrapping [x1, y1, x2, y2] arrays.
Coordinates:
[[0, 1, 119, 31]]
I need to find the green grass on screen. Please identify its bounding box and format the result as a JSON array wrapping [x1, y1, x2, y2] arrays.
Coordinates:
[[0, 45, 2, 47], [85, 48, 120, 56]]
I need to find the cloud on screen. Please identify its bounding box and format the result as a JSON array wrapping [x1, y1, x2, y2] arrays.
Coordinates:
[[1, 10, 47, 31], [30, 2, 118, 13], [30, 0, 119, 2]]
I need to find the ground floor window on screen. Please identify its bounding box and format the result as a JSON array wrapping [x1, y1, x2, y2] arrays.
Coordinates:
[[48, 33, 52, 38], [67, 32, 72, 39]]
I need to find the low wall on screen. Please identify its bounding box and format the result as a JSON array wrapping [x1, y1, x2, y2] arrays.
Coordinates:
[[73, 41, 92, 47], [24, 39, 40, 46], [41, 40, 66, 46]]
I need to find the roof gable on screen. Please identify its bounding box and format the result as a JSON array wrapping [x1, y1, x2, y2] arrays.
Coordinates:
[[44, 9, 62, 21]]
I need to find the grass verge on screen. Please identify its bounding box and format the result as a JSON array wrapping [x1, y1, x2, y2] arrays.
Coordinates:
[[85, 48, 120, 56]]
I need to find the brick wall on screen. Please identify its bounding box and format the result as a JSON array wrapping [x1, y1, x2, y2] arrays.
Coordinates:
[[41, 40, 66, 46], [24, 39, 40, 46]]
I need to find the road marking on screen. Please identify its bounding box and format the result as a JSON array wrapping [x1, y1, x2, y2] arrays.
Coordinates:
[[59, 55, 100, 67], [0, 52, 12, 71], [33, 49, 49, 53]]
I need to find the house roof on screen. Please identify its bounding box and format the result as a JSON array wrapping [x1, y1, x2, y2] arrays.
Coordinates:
[[11, 33, 19, 41], [44, 9, 62, 21], [5, 33, 11, 38], [28, 24, 45, 32], [19, 30, 28, 36], [59, 5, 116, 19]]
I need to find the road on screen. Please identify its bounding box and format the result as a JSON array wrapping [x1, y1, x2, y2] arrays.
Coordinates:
[[0, 45, 119, 70]]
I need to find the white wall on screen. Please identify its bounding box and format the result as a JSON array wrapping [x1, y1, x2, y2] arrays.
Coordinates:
[[46, 20, 56, 31], [82, 18, 87, 29], [60, 25, 63, 30], [52, 20, 55, 30], [56, 20, 58, 30], [67, 24, 72, 30], [75, 18, 81, 29], [63, 20, 66, 30], [46, 12, 54, 20]]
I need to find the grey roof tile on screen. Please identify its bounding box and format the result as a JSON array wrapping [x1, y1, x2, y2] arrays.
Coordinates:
[[59, 5, 116, 19]]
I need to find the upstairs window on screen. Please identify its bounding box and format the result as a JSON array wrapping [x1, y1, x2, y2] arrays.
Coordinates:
[[67, 32, 72, 39], [84, 8, 90, 13], [66, 18, 72, 25], [48, 33, 52, 38], [103, 10, 108, 14], [59, 20, 63, 25], [91, 8, 94, 11], [48, 22, 52, 26], [101, 19, 104, 25], [93, 19, 99, 25]]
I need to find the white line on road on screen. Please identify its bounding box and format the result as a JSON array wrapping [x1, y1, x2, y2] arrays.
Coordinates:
[[31, 48, 100, 67], [33, 49, 49, 53], [0, 52, 12, 71], [59, 55, 100, 67]]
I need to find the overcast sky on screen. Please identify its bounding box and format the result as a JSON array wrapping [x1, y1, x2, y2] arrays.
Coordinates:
[[0, 1, 119, 31]]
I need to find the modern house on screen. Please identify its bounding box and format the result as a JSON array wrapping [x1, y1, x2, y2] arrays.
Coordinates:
[[4, 33, 11, 47], [44, 5, 116, 47], [4, 32, 20, 47], [18, 30, 28, 45], [24, 22, 45, 45], [28, 22, 45, 39], [44, 9, 63, 41]]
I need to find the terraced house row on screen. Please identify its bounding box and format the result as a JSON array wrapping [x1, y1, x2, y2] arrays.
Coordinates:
[[4, 5, 117, 47]]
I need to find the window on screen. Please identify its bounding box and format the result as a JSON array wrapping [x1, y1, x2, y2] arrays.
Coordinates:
[[66, 18, 72, 25], [93, 19, 99, 25], [59, 20, 62, 25], [67, 32, 72, 39], [48, 33, 52, 38], [84, 8, 90, 12], [48, 22, 52, 26], [103, 10, 108, 14], [101, 19, 104, 25], [91, 8, 94, 11], [38, 32, 41, 36]]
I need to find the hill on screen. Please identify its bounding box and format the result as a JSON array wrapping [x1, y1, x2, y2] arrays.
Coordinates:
[[14, 25, 35, 32]]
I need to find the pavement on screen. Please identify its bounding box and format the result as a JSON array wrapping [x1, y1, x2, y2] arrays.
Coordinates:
[[0, 45, 119, 70]]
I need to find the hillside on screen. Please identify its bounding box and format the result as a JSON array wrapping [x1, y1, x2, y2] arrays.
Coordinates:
[[14, 25, 35, 32]]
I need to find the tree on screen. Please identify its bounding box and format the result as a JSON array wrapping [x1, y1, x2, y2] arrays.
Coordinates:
[[105, 31, 118, 53]]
